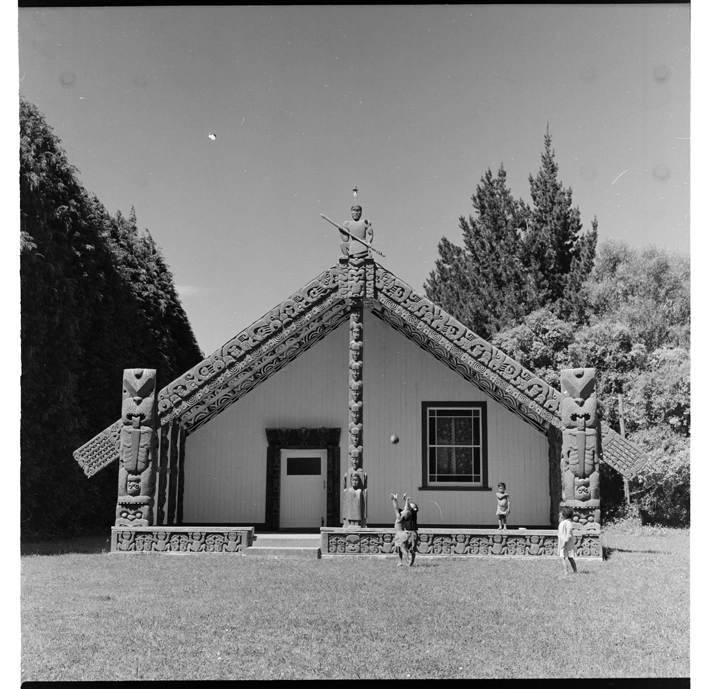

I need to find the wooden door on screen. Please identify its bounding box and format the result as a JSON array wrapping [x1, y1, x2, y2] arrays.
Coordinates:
[[279, 449, 327, 529]]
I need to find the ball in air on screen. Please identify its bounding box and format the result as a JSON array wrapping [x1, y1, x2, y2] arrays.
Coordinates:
[[390, 434, 399, 444]]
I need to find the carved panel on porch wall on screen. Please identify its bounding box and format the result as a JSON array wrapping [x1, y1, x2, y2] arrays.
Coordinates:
[[116, 369, 157, 527]]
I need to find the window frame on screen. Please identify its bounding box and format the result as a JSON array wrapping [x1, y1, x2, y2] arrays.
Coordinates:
[[420, 401, 490, 491]]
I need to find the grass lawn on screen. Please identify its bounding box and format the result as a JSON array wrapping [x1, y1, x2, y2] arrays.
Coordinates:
[[21, 522, 689, 681]]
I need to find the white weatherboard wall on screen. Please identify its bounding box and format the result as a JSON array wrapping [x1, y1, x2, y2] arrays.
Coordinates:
[[182, 324, 350, 524], [182, 309, 551, 527], [362, 310, 550, 527]]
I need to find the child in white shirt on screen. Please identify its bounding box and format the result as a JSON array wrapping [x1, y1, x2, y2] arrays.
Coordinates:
[[558, 506, 578, 574]]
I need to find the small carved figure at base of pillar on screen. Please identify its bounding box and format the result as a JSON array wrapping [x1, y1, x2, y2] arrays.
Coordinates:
[[116, 495, 153, 527], [561, 502, 601, 532], [343, 469, 367, 527]]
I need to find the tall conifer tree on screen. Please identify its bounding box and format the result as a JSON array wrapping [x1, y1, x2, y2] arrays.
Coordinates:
[[521, 124, 598, 318], [20, 97, 203, 538], [426, 128, 597, 338], [425, 166, 534, 340]]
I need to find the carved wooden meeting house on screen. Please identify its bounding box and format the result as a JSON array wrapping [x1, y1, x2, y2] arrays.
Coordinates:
[[74, 204, 646, 559]]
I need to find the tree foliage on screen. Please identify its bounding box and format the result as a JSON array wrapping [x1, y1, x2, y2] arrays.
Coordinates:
[[491, 241, 690, 526], [425, 126, 597, 340], [21, 98, 203, 540]]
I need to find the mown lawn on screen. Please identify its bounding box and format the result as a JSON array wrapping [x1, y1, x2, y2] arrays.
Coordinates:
[[21, 523, 689, 681]]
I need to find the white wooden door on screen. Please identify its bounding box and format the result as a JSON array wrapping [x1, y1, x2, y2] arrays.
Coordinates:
[[279, 449, 327, 529]]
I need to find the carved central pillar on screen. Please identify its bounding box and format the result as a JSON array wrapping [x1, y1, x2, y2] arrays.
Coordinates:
[[343, 256, 367, 526], [560, 368, 601, 531], [116, 368, 158, 527]]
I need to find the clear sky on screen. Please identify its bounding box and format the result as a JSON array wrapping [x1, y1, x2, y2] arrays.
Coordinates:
[[18, 5, 690, 357]]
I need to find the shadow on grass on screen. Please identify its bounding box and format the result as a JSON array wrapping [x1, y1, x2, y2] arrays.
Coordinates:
[[21, 535, 112, 557], [603, 546, 671, 560]]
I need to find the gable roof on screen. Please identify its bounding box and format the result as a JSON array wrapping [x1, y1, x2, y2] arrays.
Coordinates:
[[74, 260, 646, 479]]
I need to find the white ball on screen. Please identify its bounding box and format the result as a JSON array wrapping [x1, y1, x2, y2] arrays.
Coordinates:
[[390, 435, 399, 444]]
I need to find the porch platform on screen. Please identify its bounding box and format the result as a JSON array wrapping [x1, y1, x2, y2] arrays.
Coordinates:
[[320, 527, 603, 559], [109, 525, 602, 559]]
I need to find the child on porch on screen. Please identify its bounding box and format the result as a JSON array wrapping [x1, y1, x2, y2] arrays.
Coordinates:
[[496, 482, 510, 529], [558, 506, 578, 574]]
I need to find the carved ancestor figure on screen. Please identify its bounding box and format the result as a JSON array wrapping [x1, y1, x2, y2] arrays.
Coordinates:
[[343, 466, 367, 527], [116, 368, 157, 527], [340, 205, 374, 260], [560, 368, 601, 529]]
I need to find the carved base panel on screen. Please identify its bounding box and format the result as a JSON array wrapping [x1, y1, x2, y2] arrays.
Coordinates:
[[111, 527, 255, 553], [320, 528, 602, 559]]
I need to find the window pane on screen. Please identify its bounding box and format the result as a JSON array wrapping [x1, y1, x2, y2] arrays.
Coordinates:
[[425, 404, 485, 486], [453, 416, 472, 445], [472, 420, 480, 445], [436, 409, 472, 417], [286, 457, 321, 475], [435, 418, 454, 445], [455, 447, 473, 475], [436, 447, 454, 474]]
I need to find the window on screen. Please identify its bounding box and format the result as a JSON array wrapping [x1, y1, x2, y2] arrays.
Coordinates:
[[422, 402, 488, 490]]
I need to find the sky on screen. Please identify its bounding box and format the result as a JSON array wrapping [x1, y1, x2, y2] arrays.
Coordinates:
[[17, 5, 690, 357]]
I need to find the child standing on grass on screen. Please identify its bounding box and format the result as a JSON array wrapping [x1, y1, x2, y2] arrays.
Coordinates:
[[496, 482, 510, 529], [558, 506, 578, 574]]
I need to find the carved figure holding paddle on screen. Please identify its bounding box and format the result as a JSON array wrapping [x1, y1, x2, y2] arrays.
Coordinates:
[[320, 208, 385, 259], [339, 205, 373, 261]]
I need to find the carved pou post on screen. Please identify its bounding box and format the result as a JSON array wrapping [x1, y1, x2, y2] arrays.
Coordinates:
[[344, 299, 367, 526], [560, 368, 601, 531], [116, 368, 158, 527], [337, 198, 375, 527]]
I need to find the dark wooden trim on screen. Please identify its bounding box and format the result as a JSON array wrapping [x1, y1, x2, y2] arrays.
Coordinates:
[[156, 423, 170, 525], [166, 422, 180, 525], [265, 427, 341, 530], [547, 425, 563, 528], [421, 401, 489, 491], [176, 425, 186, 525]]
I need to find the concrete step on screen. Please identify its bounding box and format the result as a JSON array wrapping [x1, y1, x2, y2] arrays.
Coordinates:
[[245, 546, 321, 559], [253, 534, 321, 548]]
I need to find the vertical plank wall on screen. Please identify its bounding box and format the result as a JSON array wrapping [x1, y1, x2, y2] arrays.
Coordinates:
[[182, 324, 350, 524], [362, 311, 550, 527], [182, 310, 551, 527]]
